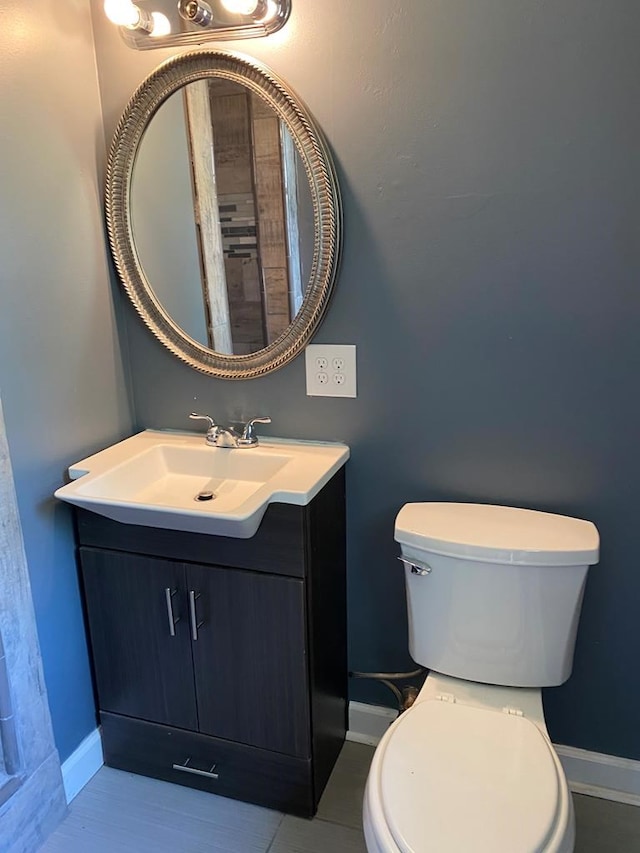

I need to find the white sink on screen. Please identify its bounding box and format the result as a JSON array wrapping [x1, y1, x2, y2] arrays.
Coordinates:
[[55, 430, 349, 538]]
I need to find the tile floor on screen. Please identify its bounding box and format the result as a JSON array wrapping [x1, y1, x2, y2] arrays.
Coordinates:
[[40, 742, 640, 852]]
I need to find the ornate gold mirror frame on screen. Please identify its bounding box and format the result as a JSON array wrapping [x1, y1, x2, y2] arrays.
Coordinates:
[[106, 50, 342, 379]]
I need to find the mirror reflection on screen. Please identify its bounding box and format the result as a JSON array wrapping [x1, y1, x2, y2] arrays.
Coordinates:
[[131, 78, 314, 355]]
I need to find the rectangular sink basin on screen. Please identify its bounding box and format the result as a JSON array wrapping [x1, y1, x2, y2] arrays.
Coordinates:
[[55, 430, 349, 538]]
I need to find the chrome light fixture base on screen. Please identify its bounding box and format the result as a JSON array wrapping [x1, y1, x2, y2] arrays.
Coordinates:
[[112, 0, 291, 50]]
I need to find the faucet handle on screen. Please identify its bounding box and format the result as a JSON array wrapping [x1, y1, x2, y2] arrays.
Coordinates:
[[189, 412, 217, 430], [239, 417, 271, 446], [190, 413, 223, 446]]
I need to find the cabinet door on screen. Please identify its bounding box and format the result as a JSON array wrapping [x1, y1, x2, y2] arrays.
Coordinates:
[[80, 548, 197, 730], [188, 565, 310, 758]]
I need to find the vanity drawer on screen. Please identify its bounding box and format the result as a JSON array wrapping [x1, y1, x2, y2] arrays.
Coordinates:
[[75, 503, 306, 578], [100, 712, 315, 817]]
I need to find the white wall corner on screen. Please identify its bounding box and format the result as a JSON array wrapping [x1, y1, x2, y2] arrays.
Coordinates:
[[61, 729, 104, 804], [347, 702, 640, 807]]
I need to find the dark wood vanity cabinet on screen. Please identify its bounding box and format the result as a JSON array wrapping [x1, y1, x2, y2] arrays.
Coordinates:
[[75, 469, 346, 817]]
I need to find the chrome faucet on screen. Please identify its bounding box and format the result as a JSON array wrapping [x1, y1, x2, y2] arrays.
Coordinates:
[[189, 414, 271, 448]]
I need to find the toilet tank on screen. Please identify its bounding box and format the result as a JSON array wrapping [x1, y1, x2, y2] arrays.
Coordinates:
[[395, 503, 599, 687]]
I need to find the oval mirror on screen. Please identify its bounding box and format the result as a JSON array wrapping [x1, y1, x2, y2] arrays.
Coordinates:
[[106, 51, 342, 379]]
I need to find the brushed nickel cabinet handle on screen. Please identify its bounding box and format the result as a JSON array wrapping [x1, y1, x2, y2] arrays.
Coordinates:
[[172, 758, 219, 780], [189, 590, 203, 640], [164, 587, 180, 637]]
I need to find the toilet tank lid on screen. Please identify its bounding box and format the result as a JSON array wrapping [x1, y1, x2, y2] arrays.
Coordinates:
[[395, 503, 599, 566]]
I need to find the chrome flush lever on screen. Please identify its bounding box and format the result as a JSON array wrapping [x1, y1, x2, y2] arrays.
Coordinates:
[[398, 556, 432, 576]]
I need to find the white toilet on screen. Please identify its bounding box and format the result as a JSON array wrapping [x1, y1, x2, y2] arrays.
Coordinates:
[[363, 502, 599, 853]]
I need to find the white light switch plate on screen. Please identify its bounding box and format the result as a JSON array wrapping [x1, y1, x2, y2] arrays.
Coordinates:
[[305, 345, 357, 397]]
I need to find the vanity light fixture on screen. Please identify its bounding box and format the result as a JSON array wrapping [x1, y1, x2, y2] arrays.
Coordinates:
[[177, 0, 214, 26], [103, 1, 170, 36], [105, 0, 291, 49]]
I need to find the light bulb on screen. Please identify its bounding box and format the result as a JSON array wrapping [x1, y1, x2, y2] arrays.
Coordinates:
[[150, 11, 171, 36], [103, 0, 140, 27], [220, 0, 261, 15]]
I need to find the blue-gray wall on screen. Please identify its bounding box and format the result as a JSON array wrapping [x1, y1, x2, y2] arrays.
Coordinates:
[[93, 0, 639, 762], [0, 1, 134, 762]]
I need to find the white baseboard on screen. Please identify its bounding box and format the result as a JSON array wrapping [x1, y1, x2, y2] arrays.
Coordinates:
[[59, 710, 640, 808], [347, 700, 398, 746], [347, 701, 640, 807], [556, 744, 640, 807], [61, 728, 104, 803]]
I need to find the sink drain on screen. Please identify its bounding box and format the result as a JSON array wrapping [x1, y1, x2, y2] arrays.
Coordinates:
[[195, 490, 216, 502]]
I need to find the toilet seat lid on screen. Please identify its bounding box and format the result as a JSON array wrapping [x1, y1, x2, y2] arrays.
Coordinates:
[[378, 699, 561, 853]]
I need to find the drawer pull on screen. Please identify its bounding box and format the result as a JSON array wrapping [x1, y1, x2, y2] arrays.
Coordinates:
[[172, 758, 219, 780], [164, 588, 180, 637]]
